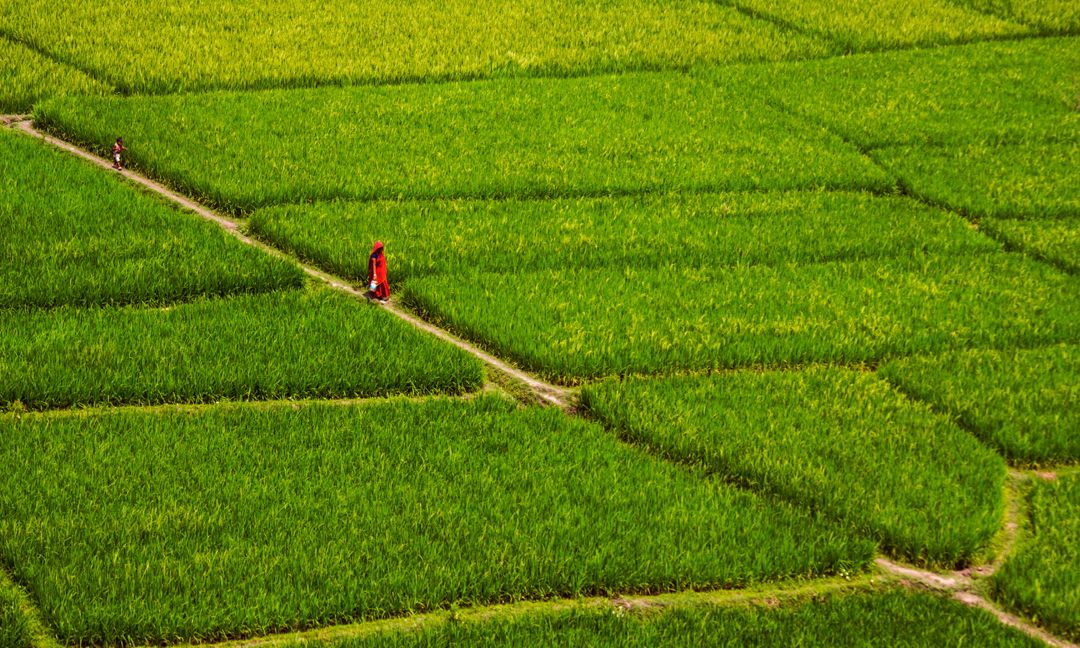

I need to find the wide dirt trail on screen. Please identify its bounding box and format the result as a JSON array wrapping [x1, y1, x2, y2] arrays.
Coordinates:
[[6, 117, 572, 410]]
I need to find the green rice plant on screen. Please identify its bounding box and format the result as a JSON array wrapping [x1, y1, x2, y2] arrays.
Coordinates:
[[0, 397, 872, 645], [35, 73, 890, 212], [402, 252, 1080, 383], [993, 472, 1080, 641], [982, 216, 1080, 273], [0, 583, 32, 648], [249, 191, 996, 282], [311, 590, 1039, 647], [0, 129, 303, 308], [581, 368, 1006, 566], [0, 35, 110, 113], [727, 0, 1028, 50], [948, 0, 1080, 34], [0, 1, 830, 94], [0, 288, 483, 409], [875, 142, 1080, 220], [880, 345, 1080, 465], [715, 37, 1080, 148]]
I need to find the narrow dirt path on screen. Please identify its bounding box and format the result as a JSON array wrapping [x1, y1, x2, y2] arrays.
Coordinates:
[[7, 118, 572, 410], [7, 117, 1076, 648], [875, 558, 1076, 648]]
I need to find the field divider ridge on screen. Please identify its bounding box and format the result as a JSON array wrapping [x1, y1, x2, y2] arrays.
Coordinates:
[[142, 573, 878, 648], [749, 88, 1078, 277], [0, 561, 63, 648], [6, 118, 572, 410], [0, 29, 118, 94]]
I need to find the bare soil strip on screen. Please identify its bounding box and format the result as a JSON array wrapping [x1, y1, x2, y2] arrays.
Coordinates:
[[6, 118, 572, 410]]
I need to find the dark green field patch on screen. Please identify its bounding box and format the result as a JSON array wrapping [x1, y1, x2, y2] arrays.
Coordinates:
[[36, 73, 889, 211], [0, 288, 483, 409], [581, 368, 1006, 566], [0, 128, 303, 308], [881, 345, 1080, 465], [0, 397, 871, 645], [249, 191, 995, 282]]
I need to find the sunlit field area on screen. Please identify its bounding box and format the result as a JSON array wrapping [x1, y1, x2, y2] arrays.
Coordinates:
[[1, 1, 1078, 646]]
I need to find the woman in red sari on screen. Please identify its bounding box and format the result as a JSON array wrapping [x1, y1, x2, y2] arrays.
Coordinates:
[[367, 240, 390, 302]]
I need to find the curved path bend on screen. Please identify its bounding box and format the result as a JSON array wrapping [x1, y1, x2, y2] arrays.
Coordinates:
[[6, 117, 572, 410]]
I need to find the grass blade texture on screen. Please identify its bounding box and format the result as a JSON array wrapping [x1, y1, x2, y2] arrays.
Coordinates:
[[0, 397, 872, 644], [249, 191, 996, 282], [993, 472, 1080, 641], [725, 0, 1027, 50], [881, 345, 1080, 465], [724, 37, 1080, 148], [582, 368, 1006, 566], [0, 1, 830, 94], [0, 582, 33, 648], [305, 590, 1039, 647], [35, 73, 889, 211], [0, 129, 303, 308], [948, 0, 1080, 33], [0, 36, 111, 113], [874, 142, 1080, 220], [403, 252, 1080, 383], [983, 216, 1080, 273], [0, 288, 483, 409]]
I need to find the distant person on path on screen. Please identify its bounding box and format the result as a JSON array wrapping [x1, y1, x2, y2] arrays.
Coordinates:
[[111, 137, 127, 170], [367, 240, 390, 303]]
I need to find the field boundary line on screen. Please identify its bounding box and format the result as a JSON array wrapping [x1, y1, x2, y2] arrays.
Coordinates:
[[0, 29, 118, 95], [0, 563, 63, 648], [147, 573, 878, 648], [7, 118, 572, 410]]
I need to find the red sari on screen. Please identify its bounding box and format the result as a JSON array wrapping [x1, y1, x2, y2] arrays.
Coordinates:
[[368, 241, 390, 300]]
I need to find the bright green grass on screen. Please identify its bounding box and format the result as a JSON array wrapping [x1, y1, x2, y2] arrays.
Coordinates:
[[35, 73, 890, 211], [950, 0, 1080, 33], [0, 128, 303, 308], [0, 1, 830, 94], [249, 191, 995, 282], [718, 37, 1080, 148], [403, 252, 1080, 383], [881, 345, 1080, 465], [993, 472, 1080, 641], [0, 36, 110, 113], [875, 142, 1080, 219], [314, 590, 1038, 647], [0, 288, 483, 409], [728, 0, 1028, 50], [0, 583, 32, 648], [0, 397, 872, 645], [582, 368, 1006, 566], [983, 216, 1080, 272]]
